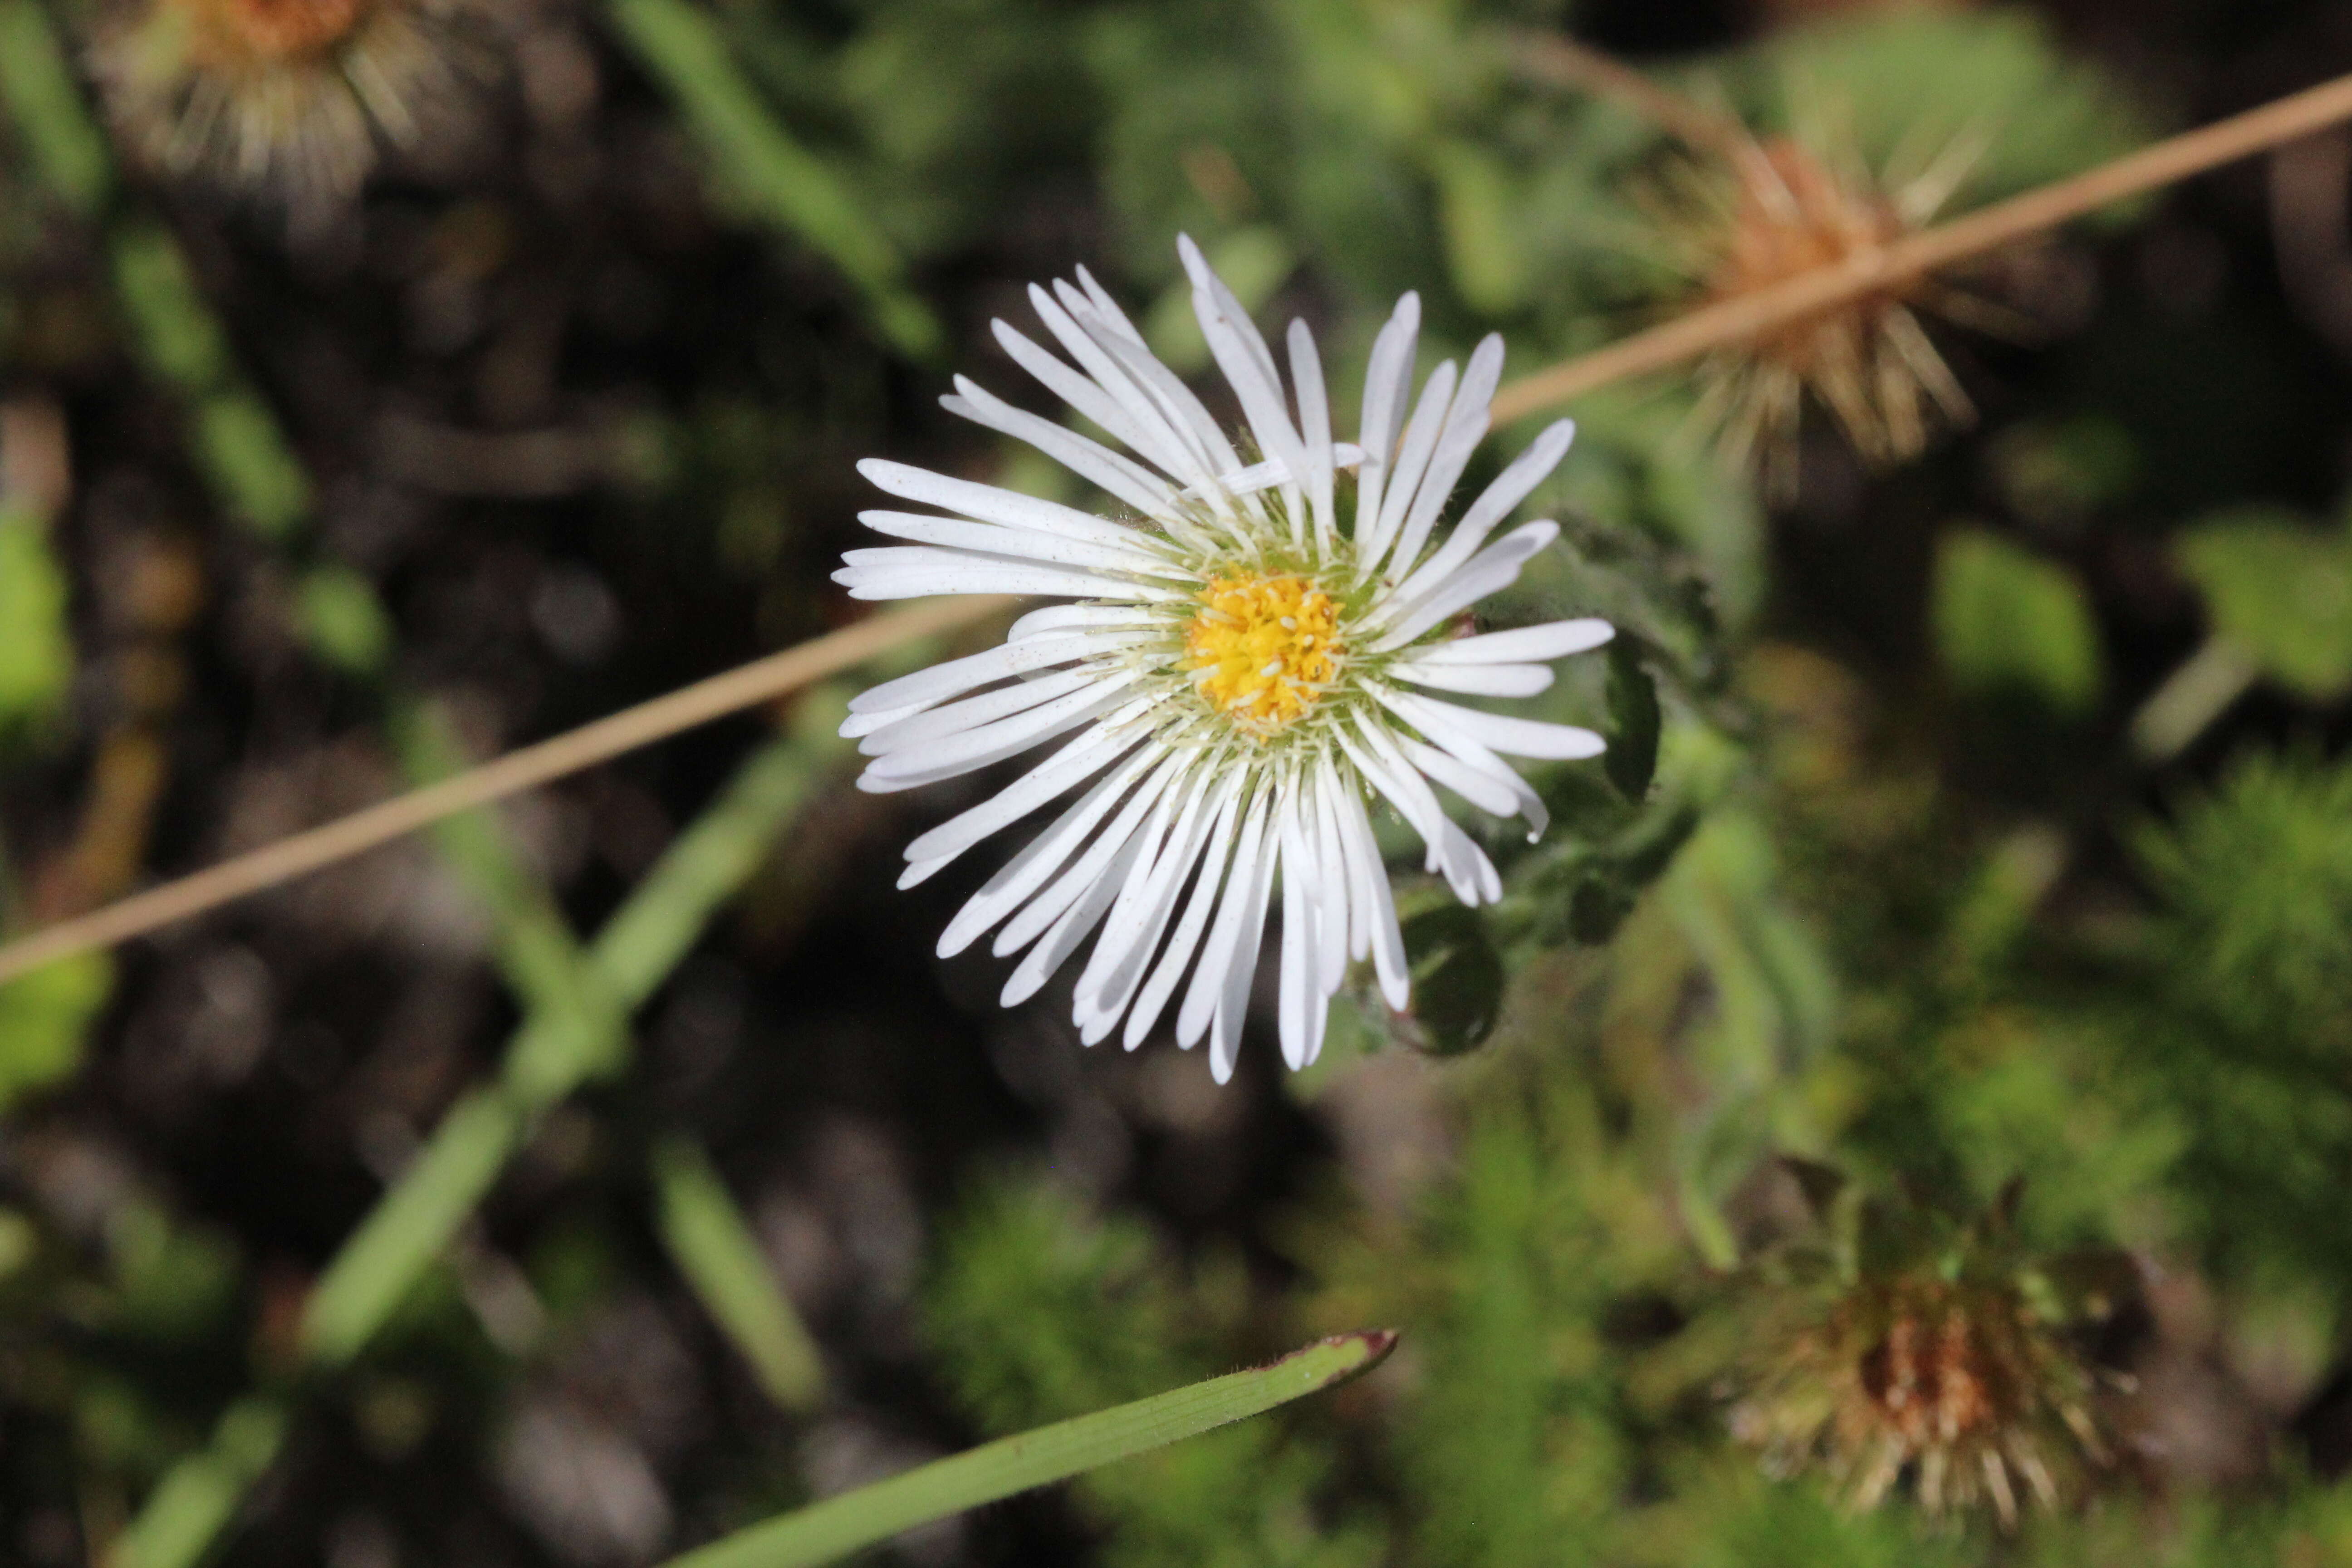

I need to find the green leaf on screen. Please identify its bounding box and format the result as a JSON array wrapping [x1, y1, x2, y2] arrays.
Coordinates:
[[109, 1399, 289, 1568], [1426, 138, 1529, 314], [1931, 528, 2103, 711], [0, 0, 114, 216], [108, 225, 231, 391], [652, 1137, 825, 1412], [0, 506, 73, 741], [0, 950, 110, 1114], [194, 393, 311, 540], [295, 566, 394, 676], [660, 1332, 1396, 1568], [1604, 639, 1660, 803], [2174, 507, 2352, 703], [1398, 902, 1505, 1056]]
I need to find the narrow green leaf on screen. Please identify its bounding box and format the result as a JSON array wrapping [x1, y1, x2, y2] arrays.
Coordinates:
[[0, 0, 114, 216], [652, 1137, 825, 1411], [662, 1332, 1397, 1568], [600, 0, 941, 357], [0, 505, 74, 740], [108, 225, 233, 391], [295, 565, 395, 676], [302, 712, 854, 1365], [109, 1398, 289, 1568], [194, 393, 312, 539], [299, 1089, 523, 1366]]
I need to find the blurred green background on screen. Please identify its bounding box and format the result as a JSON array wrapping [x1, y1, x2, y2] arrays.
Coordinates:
[[7, 0, 2352, 1563]]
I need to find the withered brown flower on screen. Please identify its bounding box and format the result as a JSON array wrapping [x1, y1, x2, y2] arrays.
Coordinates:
[[92, 0, 481, 211], [1728, 1171, 2127, 1526]]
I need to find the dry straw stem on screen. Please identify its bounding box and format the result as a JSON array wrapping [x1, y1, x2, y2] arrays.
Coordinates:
[[10, 68, 2352, 983], [0, 594, 1012, 984], [1489, 65, 2352, 424]]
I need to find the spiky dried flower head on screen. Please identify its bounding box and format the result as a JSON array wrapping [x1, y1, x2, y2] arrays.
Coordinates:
[[1729, 1170, 2129, 1527], [92, 0, 480, 212], [1637, 93, 2005, 494]]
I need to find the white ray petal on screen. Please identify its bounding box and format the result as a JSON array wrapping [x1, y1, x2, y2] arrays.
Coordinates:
[[1123, 782, 1246, 1050], [1412, 618, 1615, 665], [1368, 521, 1559, 650], [1402, 735, 1548, 840], [1381, 685, 1606, 760], [901, 698, 1156, 867], [1393, 660, 1554, 698], [857, 510, 1188, 578], [1386, 417, 1574, 607], [1000, 828, 1148, 1007], [857, 459, 1157, 550], [1333, 783, 1410, 1009], [1287, 319, 1337, 551], [1365, 359, 1457, 567], [1176, 786, 1273, 1052], [991, 754, 1184, 957], [859, 667, 1097, 758], [861, 673, 1144, 789], [1382, 334, 1504, 583], [932, 743, 1165, 952], [1354, 292, 1420, 546], [848, 629, 1156, 716], [943, 377, 1182, 522]]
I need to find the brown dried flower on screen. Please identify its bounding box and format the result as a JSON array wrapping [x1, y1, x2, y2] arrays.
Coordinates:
[[1636, 99, 2010, 493], [92, 0, 481, 211], [1727, 1171, 2127, 1526]]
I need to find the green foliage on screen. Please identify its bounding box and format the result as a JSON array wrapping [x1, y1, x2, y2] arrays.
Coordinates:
[[1738, 8, 2153, 206], [0, 951, 111, 1115], [1932, 528, 2104, 712], [2174, 505, 2352, 703], [604, 0, 942, 354], [2129, 750, 2352, 1280], [670, 1333, 1393, 1568], [652, 1136, 825, 1412], [295, 565, 394, 676], [0, 505, 73, 744]]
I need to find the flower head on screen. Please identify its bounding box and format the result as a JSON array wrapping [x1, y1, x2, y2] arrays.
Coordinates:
[[93, 0, 476, 210], [835, 238, 1614, 1081], [1642, 103, 1997, 492], [1729, 1177, 2122, 1525]]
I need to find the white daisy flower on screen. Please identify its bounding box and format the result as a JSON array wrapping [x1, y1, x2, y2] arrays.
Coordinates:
[[835, 237, 1615, 1083]]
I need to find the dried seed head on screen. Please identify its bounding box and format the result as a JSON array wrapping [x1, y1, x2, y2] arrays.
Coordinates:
[[91, 0, 483, 213], [1639, 107, 2005, 495], [1728, 1176, 2127, 1526]]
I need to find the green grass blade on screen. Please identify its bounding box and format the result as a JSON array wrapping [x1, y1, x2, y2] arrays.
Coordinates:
[[302, 709, 854, 1363], [652, 1137, 825, 1411], [299, 1088, 524, 1366], [109, 1398, 289, 1568], [598, 0, 941, 357], [0, 0, 114, 216], [661, 1331, 1398, 1568]]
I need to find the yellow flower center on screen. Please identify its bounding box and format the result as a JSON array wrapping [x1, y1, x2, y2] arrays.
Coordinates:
[[1183, 574, 1344, 734]]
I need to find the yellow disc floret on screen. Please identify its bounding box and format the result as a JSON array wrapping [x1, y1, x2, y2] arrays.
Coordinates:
[[1184, 574, 1344, 735]]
